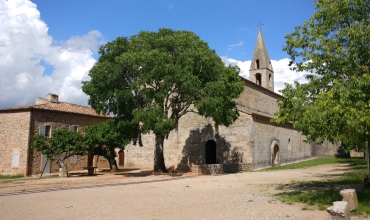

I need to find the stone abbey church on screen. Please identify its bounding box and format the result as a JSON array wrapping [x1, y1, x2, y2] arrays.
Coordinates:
[[124, 30, 339, 173], [0, 30, 338, 176]]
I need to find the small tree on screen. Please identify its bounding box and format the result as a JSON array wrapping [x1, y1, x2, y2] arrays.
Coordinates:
[[31, 129, 87, 176], [82, 28, 244, 172], [273, 0, 370, 172], [84, 120, 129, 172]]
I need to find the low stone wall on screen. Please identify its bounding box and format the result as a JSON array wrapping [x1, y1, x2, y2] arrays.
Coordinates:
[[191, 163, 252, 175]]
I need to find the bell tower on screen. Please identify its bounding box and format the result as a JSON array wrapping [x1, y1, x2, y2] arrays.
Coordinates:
[[249, 29, 274, 92]]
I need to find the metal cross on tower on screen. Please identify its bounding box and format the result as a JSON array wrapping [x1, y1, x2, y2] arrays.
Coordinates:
[[257, 22, 264, 30]]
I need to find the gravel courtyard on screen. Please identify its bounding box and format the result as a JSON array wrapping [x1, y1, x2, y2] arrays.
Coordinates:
[[0, 163, 363, 220]]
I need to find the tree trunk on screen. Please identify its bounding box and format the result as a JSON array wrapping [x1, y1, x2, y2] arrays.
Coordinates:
[[87, 151, 94, 176], [110, 148, 118, 172], [59, 161, 68, 178], [154, 133, 168, 173], [367, 137, 370, 173]]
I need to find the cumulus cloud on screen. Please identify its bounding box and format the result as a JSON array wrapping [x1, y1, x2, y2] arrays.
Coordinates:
[[221, 56, 310, 94], [0, 0, 104, 108]]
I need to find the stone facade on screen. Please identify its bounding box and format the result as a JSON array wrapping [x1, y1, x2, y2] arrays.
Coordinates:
[[27, 109, 109, 175], [0, 111, 31, 175], [0, 94, 111, 176]]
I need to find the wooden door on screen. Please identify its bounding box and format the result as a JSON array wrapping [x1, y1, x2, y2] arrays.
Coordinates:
[[118, 151, 125, 166]]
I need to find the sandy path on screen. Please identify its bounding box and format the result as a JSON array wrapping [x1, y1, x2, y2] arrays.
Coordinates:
[[0, 163, 363, 220]]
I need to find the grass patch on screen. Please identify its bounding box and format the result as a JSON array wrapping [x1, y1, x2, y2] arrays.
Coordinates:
[[274, 157, 370, 216], [0, 174, 24, 179], [262, 157, 357, 171]]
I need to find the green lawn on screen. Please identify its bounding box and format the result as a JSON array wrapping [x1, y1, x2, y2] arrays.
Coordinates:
[[271, 157, 370, 216], [0, 174, 24, 179], [262, 157, 357, 171]]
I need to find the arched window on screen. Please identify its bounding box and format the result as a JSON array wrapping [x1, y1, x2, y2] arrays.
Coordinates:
[[256, 59, 260, 69], [255, 73, 262, 86]]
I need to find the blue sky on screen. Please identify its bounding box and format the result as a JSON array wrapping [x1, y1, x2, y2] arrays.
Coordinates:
[[0, 0, 315, 108], [34, 0, 315, 60]]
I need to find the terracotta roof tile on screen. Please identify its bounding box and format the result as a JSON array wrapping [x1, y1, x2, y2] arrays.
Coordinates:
[[0, 98, 112, 118]]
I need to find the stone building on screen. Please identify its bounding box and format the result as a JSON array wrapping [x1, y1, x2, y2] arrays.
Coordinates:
[[0, 93, 112, 176], [123, 29, 339, 173]]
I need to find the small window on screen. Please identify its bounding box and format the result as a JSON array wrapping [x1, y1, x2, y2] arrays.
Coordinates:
[[39, 125, 51, 137], [12, 151, 20, 167], [70, 155, 77, 164], [69, 125, 78, 132], [256, 59, 260, 69]]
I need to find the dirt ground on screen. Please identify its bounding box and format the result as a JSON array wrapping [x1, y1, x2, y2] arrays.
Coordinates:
[[0, 164, 366, 220]]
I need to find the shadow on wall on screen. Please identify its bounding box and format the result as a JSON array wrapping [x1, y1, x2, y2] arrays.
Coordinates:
[[177, 124, 243, 171]]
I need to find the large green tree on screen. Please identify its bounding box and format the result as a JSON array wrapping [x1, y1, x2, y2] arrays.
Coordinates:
[[273, 0, 370, 171], [83, 28, 244, 172], [31, 129, 87, 176], [84, 120, 129, 172]]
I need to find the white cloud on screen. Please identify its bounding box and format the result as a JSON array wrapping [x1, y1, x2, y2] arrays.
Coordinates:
[[220, 56, 251, 79], [0, 0, 103, 108], [228, 41, 243, 50], [221, 57, 310, 94]]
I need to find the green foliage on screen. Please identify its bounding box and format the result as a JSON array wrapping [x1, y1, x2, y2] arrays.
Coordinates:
[[84, 119, 128, 150], [273, 0, 370, 162], [84, 120, 129, 168], [31, 130, 87, 166], [82, 28, 244, 171], [262, 157, 352, 171], [83, 28, 243, 136], [0, 174, 24, 179]]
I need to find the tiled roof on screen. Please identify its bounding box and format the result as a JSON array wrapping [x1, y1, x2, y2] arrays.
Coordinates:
[[0, 98, 112, 118]]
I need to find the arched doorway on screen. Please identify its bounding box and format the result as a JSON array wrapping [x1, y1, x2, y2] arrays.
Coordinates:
[[271, 141, 280, 166], [205, 140, 217, 164], [118, 150, 125, 167]]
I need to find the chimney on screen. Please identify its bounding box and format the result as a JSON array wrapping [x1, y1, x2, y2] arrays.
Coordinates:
[[46, 93, 59, 103]]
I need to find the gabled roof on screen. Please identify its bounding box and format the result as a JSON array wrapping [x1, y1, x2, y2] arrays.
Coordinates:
[[0, 98, 112, 118], [249, 29, 273, 72]]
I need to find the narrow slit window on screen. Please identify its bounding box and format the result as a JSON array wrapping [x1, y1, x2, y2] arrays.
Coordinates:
[[256, 59, 260, 69]]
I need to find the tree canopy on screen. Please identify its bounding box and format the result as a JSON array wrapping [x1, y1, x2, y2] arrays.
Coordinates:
[[31, 129, 86, 174], [273, 0, 370, 171], [84, 119, 129, 171], [83, 28, 244, 172]]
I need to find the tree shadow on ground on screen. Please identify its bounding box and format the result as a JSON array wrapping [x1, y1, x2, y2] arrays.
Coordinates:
[[274, 158, 370, 214], [113, 170, 184, 177], [68, 173, 103, 177], [177, 124, 244, 172]]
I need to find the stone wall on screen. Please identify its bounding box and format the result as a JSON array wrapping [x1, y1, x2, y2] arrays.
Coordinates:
[[125, 110, 214, 170], [312, 140, 342, 157], [0, 111, 31, 175], [236, 79, 282, 118], [28, 109, 109, 175], [250, 114, 312, 169], [124, 80, 343, 172], [124, 82, 316, 171], [191, 163, 252, 175]]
